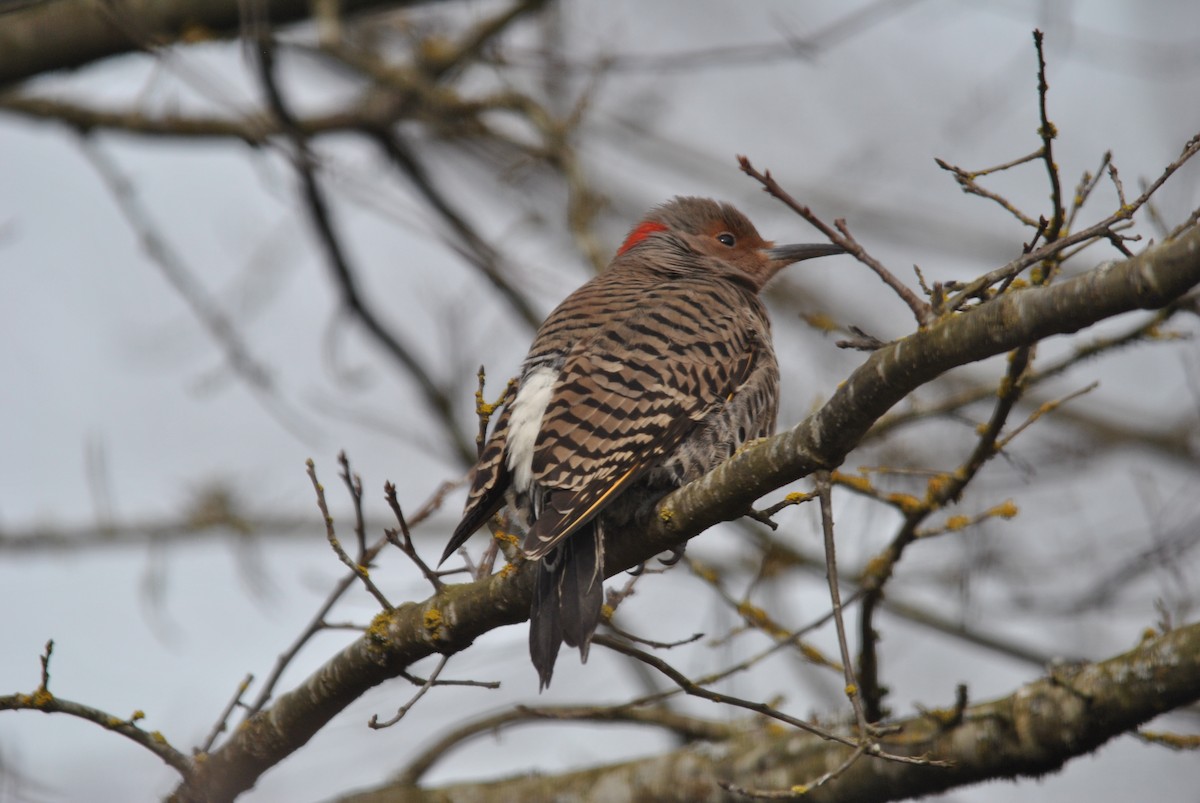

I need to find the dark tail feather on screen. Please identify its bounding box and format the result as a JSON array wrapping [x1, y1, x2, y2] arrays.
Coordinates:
[[560, 523, 604, 659], [528, 524, 605, 690], [530, 558, 563, 690]]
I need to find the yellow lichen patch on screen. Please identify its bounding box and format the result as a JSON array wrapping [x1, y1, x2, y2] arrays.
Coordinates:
[[130, 710, 146, 722], [801, 311, 838, 332], [988, 500, 1018, 519], [423, 608, 445, 639], [494, 530, 520, 548], [1144, 324, 1184, 342], [844, 683, 858, 697], [784, 491, 808, 504], [151, 731, 167, 745], [1139, 730, 1200, 750], [887, 493, 924, 515], [944, 515, 971, 531], [178, 23, 216, 44], [658, 507, 674, 523], [860, 554, 891, 583], [30, 688, 52, 707], [600, 604, 615, 622], [799, 642, 839, 670], [831, 470, 872, 494], [367, 610, 393, 643], [736, 602, 787, 638], [690, 560, 719, 583], [357, 564, 370, 578], [499, 562, 517, 578], [475, 396, 499, 416], [791, 784, 810, 795], [925, 473, 952, 499], [737, 601, 766, 624]]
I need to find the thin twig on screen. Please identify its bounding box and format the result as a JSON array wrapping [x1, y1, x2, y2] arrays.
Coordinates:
[[254, 34, 475, 465], [397, 704, 735, 785], [337, 452, 369, 564], [399, 668, 499, 690], [1033, 30, 1066, 247], [78, 136, 315, 442], [720, 745, 869, 799], [1064, 151, 1112, 233], [858, 344, 1033, 720], [592, 634, 858, 748], [815, 472, 871, 737], [944, 129, 1200, 312], [369, 655, 450, 729], [199, 674, 254, 753], [371, 132, 543, 331], [242, 475, 456, 718], [934, 156, 1040, 227], [2, 641, 192, 777], [995, 381, 1099, 450], [306, 458, 393, 611], [738, 155, 934, 327], [384, 481, 443, 590]]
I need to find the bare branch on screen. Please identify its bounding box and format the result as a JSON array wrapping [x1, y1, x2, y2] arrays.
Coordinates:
[[199, 674, 253, 754], [739, 155, 935, 327], [254, 34, 476, 464], [306, 458, 393, 611], [1, 641, 192, 777], [78, 135, 316, 442], [369, 655, 449, 729], [1033, 30, 1066, 245], [0, 0, 438, 87], [364, 622, 1200, 802]]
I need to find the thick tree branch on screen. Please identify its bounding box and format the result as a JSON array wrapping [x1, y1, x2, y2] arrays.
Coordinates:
[[339, 620, 1200, 802], [170, 226, 1200, 802], [0, 0, 437, 88]]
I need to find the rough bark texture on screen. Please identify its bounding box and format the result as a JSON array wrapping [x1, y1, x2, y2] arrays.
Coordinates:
[[167, 227, 1200, 802]]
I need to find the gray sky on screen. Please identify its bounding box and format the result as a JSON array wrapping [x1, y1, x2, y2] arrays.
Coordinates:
[[2, 1, 1199, 800]]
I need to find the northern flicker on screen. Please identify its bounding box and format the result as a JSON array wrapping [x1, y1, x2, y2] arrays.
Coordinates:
[[441, 196, 842, 688]]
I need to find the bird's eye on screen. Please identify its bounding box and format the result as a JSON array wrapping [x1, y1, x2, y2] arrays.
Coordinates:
[[717, 233, 736, 247]]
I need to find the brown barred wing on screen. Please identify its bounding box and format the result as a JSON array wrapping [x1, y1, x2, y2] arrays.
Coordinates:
[[440, 397, 514, 564], [521, 283, 763, 558]]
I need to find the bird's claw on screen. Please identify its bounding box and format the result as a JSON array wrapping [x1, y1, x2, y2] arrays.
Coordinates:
[[659, 545, 686, 566], [627, 545, 686, 576]]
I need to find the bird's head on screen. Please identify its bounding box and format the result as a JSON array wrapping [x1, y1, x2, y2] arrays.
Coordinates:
[[615, 196, 843, 290]]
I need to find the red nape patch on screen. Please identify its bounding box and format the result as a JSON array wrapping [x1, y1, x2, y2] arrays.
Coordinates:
[[616, 221, 668, 255]]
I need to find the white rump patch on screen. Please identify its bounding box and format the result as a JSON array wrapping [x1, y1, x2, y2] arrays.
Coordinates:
[[506, 365, 558, 492]]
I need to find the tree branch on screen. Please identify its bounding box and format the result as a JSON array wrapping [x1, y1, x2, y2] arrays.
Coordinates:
[[0, 0, 439, 88], [339, 620, 1200, 802]]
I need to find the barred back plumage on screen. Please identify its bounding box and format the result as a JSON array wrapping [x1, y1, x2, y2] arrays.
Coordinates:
[[440, 197, 843, 689]]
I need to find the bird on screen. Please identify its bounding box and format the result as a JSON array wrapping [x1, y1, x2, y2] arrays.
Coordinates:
[[440, 196, 843, 689]]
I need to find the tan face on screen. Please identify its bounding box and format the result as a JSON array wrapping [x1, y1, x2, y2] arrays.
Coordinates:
[[687, 216, 777, 288]]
